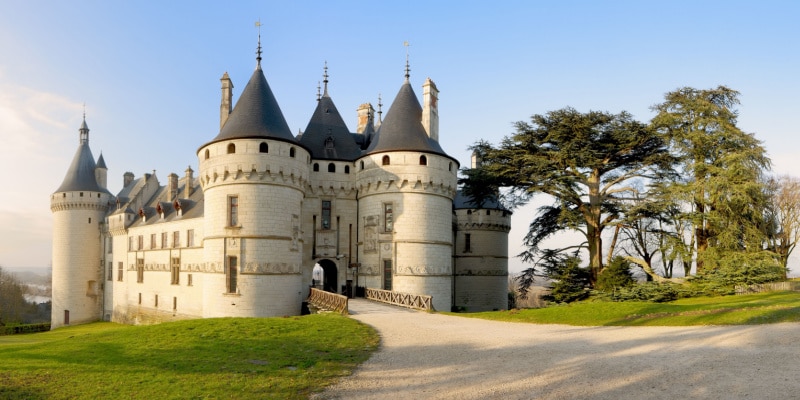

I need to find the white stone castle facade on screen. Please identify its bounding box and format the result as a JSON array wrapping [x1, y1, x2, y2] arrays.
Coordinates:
[[50, 45, 510, 329]]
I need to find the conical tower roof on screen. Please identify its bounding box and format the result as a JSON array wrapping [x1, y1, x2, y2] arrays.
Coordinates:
[[299, 93, 362, 161], [365, 80, 450, 158], [96, 152, 107, 169], [54, 119, 109, 194], [206, 65, 296, 145]]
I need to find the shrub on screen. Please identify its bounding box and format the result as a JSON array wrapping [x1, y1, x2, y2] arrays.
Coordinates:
[[593, 281, 695, 302], [595, 256, 635, 292], [542, 257, 591, 303]]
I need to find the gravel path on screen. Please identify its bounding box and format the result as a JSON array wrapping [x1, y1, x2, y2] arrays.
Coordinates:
[[314, 299, 800, 399]]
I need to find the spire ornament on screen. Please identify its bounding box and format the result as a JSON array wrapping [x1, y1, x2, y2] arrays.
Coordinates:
[[323, 61, 329, 96], [255, 19, 263, 68], [403, 41, 411, 80]]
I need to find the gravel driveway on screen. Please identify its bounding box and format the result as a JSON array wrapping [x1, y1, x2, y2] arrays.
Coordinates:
[[314, 299, 800, 399]]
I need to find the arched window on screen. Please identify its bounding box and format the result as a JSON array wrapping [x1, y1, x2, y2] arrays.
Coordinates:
[[313, 163, 319, 172], [204, 149, 210, 160], [448, 162, 453, 171], [259, 142, 268, 153], [382, 155, 390, 165], [227, 143, 235, 154], [419, 155, 427, 166], [289, 147, 296, 158], [344, 165, 350, 174], [328, 163, 335, 173]]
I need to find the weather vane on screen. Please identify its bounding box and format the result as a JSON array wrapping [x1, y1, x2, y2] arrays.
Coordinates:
[[403, 41, 411, 79], [255, 19, 263, 66]]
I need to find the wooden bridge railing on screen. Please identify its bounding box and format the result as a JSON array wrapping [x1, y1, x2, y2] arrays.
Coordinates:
[[307, 288, 349, 315], [365, 288, 433, 311]]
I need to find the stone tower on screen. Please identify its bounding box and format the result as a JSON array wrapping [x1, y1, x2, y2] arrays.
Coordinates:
[[197, 52, 310, 317], [356, 73, 459, 311], [50, 117, 112, 328]]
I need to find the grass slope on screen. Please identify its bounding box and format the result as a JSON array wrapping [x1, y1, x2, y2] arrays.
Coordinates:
[[0, 314, 378, 400], [465, 291, 800, 326]]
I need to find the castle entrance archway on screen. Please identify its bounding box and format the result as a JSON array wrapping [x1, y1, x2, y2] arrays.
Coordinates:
[[316, 259, 338, 293]]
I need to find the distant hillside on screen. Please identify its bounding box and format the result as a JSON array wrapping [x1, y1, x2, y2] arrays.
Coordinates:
[[3, 267, 51, 286]]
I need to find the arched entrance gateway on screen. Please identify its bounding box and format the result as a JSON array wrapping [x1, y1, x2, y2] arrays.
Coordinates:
[[313, 259, 338, 293]]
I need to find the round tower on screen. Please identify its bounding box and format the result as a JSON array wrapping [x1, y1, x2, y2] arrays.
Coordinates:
[[453, 194, 511, 311], [197, 51, 310, 317], [51, 117, 112, 329], [356, 74, 458, 311]]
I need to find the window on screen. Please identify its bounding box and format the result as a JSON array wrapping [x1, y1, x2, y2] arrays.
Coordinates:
[[289, 147, 296, 157], [321, 200, 332, 230], [150, 234, 156, 249], [360, 160, 364, 170], [382, 155, 390, 165], [259, 142, 268, 153], [64, 310, 69, 325], [136, 259, 144, 283], [138, 293, 142, 304], [173, 231, 180, 248], [464, 233, 472, 253], [107, 262, 113, 281], [228, 196, 239, 226], [419, 155, 427, 165], [344, 165, 350, 174], [449, 162, 453, 171], [187, 274, 193, 286], [313, 163, 319, 172], [161, 232, 168, 248], [205, 149, 210, 159], [155, 294, 159, 307], [227, 256, 238, 294], [384, 203, 393, 232], [171, 257, 180, 285], [117, 262, 123, 282], [328, 163, 335, 173], [173, 296, 177, 311], [227, 143, 235, 154], [383, 259, 392, 290], [187, 229, 194, 247], [137, 235, 143, 250], [486, 210, 491, 216], [107, 237, 113, 253]]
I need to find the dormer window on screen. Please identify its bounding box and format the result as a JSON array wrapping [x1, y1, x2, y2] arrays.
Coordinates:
[[227, 143, 235, 154], [173, 199, 182, 217]]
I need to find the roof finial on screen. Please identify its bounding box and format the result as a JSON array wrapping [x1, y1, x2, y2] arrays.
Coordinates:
[[403, 41, 411, 81], [323, 61, 329, 96], [82, 102, 86, 120], [316, 81, 321, 102], [377, 93, 383, 122], [79, 106, 90, 145], [255, 19, 263, 68]]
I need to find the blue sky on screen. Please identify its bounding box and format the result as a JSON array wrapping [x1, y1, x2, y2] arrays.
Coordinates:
[[1, 1, 798, 275]]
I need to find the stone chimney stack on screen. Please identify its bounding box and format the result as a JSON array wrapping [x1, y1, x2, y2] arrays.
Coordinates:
[[168, 173, 179, 201], [220, 72, 233, 129], [471, 150, 482, 169], [422, 78, 439, 142], [184, 166, 194, 199], [123, 172, 134, 188], [356, 103, 374, 133]]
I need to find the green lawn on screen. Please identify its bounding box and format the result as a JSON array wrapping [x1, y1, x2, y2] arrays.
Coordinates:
[[0, 314, 378, 400], [463, 291, 800, 326]]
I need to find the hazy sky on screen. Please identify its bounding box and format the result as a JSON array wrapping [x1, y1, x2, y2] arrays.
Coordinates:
[[1, 1, 798, 275]]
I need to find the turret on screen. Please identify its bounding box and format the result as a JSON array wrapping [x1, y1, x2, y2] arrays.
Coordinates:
[[50, 116, 112, 329]]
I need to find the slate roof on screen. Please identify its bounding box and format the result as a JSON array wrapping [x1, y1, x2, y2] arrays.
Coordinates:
[[365, 80, 452, 159], [206, 66, 297, 145], [96, 153, 107, 169], [453, 191, 509, 211], [299, 93, 362, 161], [53, 120, 110, 194]]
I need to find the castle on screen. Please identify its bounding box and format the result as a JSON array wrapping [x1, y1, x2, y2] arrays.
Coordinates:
[[50, 42, 510, 329]]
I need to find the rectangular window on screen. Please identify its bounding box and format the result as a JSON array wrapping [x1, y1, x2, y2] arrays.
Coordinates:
[[187, 229, 195, 247], [107, 262, 113, 281], [383, 259, 392, 290], [464, 233, 472, 253], [129, 236, 135, 251], [150, 234, 156, 249], [107, 237, 113, 254], [138, 293, 142, 304], [155, 294, 159, 308], [173, 296, 177, 311], [137, 235, 143, 250], [171, 257, 180, 285], [173, 231, 180, 248], [321, 200, 332, 229], [161, 232, 168, 249], [187, 273, 193, 286], [384, 203, 394, 232], [64, 310, 69, 325], [227, 256, 238, 294], [229, 196, 239, 226], [136, 258, 144, 283], [117, 262, 123, 282]]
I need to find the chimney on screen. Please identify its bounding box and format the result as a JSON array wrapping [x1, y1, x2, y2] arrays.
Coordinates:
[[471, 150, 482, 169], [356, 103, 374, 133], [123, 172, 134, 188], [167, 173, 179, 201], [220, 72, 233, 129], [422, 78, 439, 142], [184, 166, 194, 198]]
